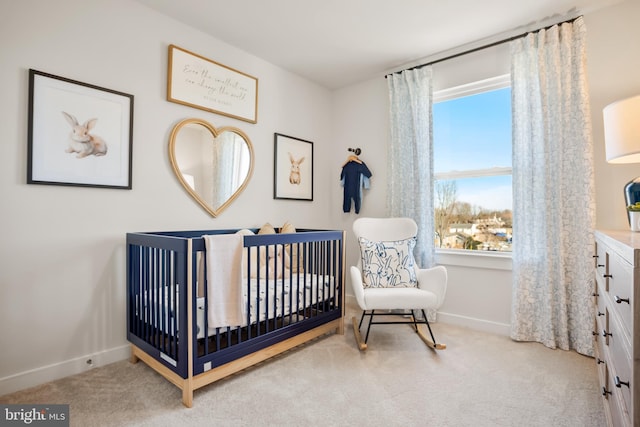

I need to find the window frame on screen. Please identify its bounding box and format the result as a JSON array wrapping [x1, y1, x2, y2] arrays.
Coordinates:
[[432, 74, 513, 265]]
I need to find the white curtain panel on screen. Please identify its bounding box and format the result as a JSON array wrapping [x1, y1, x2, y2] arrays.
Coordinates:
[[510, 17, 595, 355], [386, 67, 435, 269]]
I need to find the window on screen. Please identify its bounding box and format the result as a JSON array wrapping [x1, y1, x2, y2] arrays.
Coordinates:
[[433, 75, 512, 252]]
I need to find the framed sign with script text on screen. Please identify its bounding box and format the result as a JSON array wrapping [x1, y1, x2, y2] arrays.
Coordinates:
[[167, 45, 258, 123]]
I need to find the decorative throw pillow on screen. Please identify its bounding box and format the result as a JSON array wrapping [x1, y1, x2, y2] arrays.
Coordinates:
[[256, 223, 276, 269], [258, 223, 276, 235], [280, 221, 302, 273], [358, 236, 418, 288], [280, 221, 296, 234]]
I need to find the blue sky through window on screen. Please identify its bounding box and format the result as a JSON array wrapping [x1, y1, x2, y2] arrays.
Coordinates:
[[433, 87, 512, 211]]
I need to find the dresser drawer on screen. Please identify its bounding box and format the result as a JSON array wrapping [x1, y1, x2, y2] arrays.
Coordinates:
[[594, 322, 607, 382], [607, 317, 633, 421], [602, 364, 632, 427], [607, 252, 633, 337], [595, 243, 610, 288], [595, 314, 605, 353], [595, 289, 607, 325]]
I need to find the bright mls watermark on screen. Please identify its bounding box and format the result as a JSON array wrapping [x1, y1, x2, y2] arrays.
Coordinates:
[[0, 405, 69, 426]]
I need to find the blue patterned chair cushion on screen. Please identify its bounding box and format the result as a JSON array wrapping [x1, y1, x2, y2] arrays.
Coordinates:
[[358, 237, 418, 288]]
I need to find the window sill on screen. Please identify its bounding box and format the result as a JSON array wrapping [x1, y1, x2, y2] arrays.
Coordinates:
[[435, 249, 512, 271]]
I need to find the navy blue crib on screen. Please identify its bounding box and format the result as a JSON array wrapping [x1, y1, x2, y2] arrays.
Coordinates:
[[126, 228, 345, 407]]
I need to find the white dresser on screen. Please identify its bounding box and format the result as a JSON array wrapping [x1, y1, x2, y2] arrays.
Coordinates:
[[594, 230, 639, 427]]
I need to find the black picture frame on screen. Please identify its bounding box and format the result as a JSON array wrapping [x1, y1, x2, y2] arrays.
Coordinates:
[[27, 69, 134, 189], [273, 133, 313, 201]]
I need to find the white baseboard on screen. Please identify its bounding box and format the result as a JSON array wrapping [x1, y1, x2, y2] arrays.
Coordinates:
[[0, 345, 131, 397], [437, 311, 511, 336]]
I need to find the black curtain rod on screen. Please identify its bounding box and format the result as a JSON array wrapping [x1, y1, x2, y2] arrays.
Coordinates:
[[386, 15, 581, 77]]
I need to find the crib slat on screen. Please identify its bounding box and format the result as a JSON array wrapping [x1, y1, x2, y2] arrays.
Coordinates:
[[246, 244, 252, 340], [167, 250, 175, 359], [143, 246, 150, 344], [152, 249, 159, 348]]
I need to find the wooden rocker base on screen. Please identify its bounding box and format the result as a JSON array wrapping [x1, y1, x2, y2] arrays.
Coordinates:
[[352, 316, 368, 351], [417, 327, 446, 350], [352, 311, 446, 351]]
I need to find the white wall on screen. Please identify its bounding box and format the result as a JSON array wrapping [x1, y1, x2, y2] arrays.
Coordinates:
[[2, 0, 639, 397], [587, 0, 640, 230], [331, 0, 640, 334], [331, 77, 390, 270], [0, 0, 333, 394]]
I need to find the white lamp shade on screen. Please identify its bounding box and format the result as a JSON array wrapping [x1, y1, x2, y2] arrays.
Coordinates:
[[604, 94, 640, 163]]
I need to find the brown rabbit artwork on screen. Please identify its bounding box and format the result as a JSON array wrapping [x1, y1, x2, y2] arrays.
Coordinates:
[[288, 152, 305, 185], [62, 111, 108, 158]]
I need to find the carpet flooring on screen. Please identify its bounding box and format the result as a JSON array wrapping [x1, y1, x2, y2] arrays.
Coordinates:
[[0, 313, 605, 427]]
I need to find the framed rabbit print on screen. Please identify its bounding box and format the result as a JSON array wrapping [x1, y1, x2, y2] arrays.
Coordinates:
[[27, 69, 134, 189], [273, 133, 313, 201]]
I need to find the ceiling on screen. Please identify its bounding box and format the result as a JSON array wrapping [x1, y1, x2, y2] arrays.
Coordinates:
[[136, 0, 623, 90]]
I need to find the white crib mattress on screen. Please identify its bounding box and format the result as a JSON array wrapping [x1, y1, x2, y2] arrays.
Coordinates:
[[138, 273, 334, 339]]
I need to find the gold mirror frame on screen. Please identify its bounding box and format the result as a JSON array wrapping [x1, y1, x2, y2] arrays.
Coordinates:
[[169, 118, 254, 217]]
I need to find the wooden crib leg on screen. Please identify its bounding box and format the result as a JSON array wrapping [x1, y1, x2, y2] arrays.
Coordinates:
[[182, 384, 193, 408], [129, 345, 139, 364]]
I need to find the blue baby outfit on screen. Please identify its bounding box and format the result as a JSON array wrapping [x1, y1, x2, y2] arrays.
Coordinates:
[[340, 160, 372, 213]]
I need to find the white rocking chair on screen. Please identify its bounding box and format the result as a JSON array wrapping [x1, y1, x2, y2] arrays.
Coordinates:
[[350, 217, 447, 351]]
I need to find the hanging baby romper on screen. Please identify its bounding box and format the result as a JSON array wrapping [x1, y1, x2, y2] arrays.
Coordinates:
[[340, 160, 372, 213]]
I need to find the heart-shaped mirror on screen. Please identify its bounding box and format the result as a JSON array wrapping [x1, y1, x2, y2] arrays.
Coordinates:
[[169, 118, 254, 217]]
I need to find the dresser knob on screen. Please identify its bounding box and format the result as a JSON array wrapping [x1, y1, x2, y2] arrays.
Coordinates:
[[596, 358, 605, 365], [603, 274, 613, 278], [602, 386, 612, 397], [614, 295, 630, 304], [614, 376, 630, 388], [597, 264, 605, 267], [602, 329, 612, 338], [592, 331, 598, 336], [597, 311, 605, 317], [592, 292, 599, 297]]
